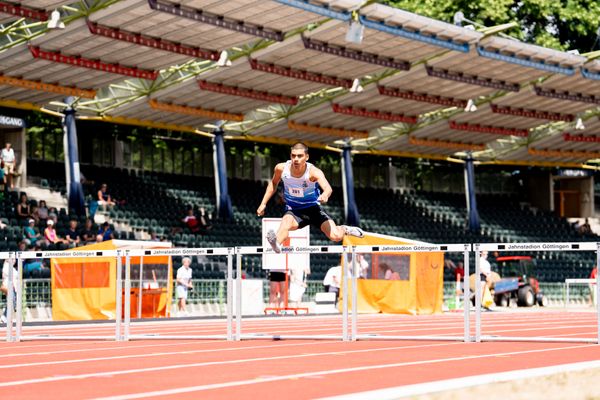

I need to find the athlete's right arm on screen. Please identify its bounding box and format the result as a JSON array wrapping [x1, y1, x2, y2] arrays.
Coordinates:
[[257, 164, 284, 216]]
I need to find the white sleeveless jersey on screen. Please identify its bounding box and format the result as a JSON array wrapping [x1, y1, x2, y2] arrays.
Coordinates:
[[282, 160, 320, 210]]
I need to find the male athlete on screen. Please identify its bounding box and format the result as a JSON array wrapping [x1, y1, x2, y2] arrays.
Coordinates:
[[257, 142, 364, 253]]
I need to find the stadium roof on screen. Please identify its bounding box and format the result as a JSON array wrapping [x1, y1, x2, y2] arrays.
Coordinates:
[[1, 0, 600, 168]]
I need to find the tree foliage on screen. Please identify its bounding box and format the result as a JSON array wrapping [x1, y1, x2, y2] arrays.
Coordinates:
[[382, 0, 600, 52]]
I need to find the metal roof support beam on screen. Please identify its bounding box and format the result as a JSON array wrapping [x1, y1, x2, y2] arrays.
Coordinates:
[[449, 120, 529, 137], [426, 65, 520, 92], [476, 46, 576, 76], [288, 120, 369, 138], [377, 85, 467, 107], [534, 86, 600, 105], [409, 136, 485, 151], [86, 20, 220, 60], [147, 0, 284, 41], [331, 103, 417, 123], [148, 99, 244, 122], [301, 35, 410, 70], [490, 103, 574, 122], [198, 80, 298, 105], [359, 15, 470, 53], [0, 1, 48, 21], [274, 0, 353, 21], [249, 58, 352, 88]]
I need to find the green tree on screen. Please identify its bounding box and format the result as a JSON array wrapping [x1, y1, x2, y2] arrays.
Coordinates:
[[382, 0, 600, 52]]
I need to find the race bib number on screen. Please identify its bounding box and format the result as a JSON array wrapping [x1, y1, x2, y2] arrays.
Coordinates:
[[289, 187, 303, 197]]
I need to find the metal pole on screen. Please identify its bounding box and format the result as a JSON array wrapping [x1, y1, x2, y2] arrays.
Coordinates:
[[115, 250, 123, 341], [592, 243, 600, 344], [235, 253, 242, 341], [566, 280, 570, 307], [124, 252, 131, 341], [137, 255, 144, 319], [474, 245, 481, 342], [342, 251, 349, 342], [351, 248, 358, 341], [226, 253, 233, 341], [15, 255, 23, 342], [5, 253, 14, 342], [463, 244, 470, 342]]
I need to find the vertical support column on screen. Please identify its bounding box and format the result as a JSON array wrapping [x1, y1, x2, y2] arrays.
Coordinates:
[[351, 247, 358, 341], [213, 127, 233, 221], [594, 243, 600, 344], [63, 98, 85, 216], [341, 145, 360, 227], [464, 153, 480, 233], [124, 251, 131, 341], [474, 244, 481, 342], [226, 253, 233, 341], [115, 250, 123, 341], [15, 254, 23, 342], [137, 255, 144, 319], [5, 253, 14, 342], [342, 251, 349, 342], [235, 253, 242, 341], [463, 244, 471, 342]]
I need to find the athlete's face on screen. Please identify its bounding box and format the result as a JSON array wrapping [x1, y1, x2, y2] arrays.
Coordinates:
[[290, 149, 308, 168]]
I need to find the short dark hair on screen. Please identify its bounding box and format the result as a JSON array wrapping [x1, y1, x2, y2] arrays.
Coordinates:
[[291, 142, 308, 154]]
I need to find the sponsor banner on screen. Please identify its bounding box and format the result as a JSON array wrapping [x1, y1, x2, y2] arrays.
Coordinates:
[[15, 250, 119, 259], [127, 247, 232, 256], [353, 244, 466, 253], [478, 242, 597, 252], [239, 245, 346, 255]]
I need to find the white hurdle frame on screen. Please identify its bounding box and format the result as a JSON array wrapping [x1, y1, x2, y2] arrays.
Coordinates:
[[477, 242, 600, 344], [123, 247, 235, 341], [4, 249, 121, 342], [350, 244, 470, 341]]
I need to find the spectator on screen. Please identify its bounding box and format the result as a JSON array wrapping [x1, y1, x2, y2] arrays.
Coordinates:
[[97, 222, 114, 242], [176, 257, 193, 316], [23, 218, 41, 247], [65, 220, 81, 248], [182, 208, 200, 233], [48, 207, 58, 225], [1, 257, 17, 324], [479, 250, 493, 310], [1, 142, 16, 189], [44, 219, 65, 248], [198, 207, 213, 233], [323, 265, 341, 305], [268, 268, 288, 309], [80, 218, 96, 244], [0, 161, 5, 187], [379, 262, 400, 280], [36, 200, 49, 226], [97, 183, 115, 210], [289, 266, 310, 307], [16, 193, 30, 221], [579, 218, 592, 236]]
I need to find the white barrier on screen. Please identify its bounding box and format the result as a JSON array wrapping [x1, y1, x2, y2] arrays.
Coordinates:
[[475, 242, 600, 344], [4, 242, 599, 344], [565, 278, 595, 307]]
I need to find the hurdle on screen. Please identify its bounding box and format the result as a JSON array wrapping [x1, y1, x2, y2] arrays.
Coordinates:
[[476, 242, 600, 344], [4, 249, 121, 342], [348, 244, 471, 342]]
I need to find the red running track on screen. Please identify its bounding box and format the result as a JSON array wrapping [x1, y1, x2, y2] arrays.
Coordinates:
[[1, 310, 600, 399]]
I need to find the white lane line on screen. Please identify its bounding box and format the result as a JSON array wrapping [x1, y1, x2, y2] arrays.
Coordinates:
[[0, 340, 344, 369], [89, 344, 599, 400], [0, 342, 461, 387], [317, 359, 600, 400]]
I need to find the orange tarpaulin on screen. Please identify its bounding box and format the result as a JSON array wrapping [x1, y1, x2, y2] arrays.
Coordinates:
[[342, 233, 444, 315], [51, 240, 172, 321]]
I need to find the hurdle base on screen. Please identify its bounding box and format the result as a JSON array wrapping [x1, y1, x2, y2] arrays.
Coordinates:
[[264, 307, 309, 315]]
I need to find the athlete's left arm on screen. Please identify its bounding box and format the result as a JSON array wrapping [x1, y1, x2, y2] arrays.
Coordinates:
[[312, 167, 332, 204]]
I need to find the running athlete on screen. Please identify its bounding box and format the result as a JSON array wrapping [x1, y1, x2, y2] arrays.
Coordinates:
[[256, 142, 364, 253]]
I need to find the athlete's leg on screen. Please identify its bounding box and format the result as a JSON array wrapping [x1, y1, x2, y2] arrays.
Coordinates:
[[320, 219, 345, 242], [276, 214, 299, 244], [268, 214, 299, 253]]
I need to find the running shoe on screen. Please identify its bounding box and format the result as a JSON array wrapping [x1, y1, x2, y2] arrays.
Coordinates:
[[267, 230, 281, 253], [343, 225, 365, 238], [0, 314, 6, 324]]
